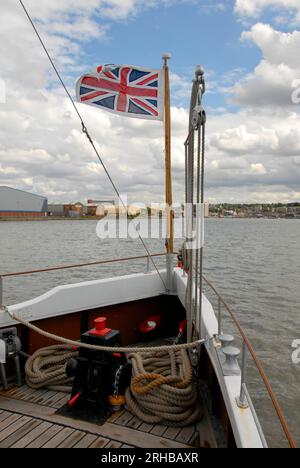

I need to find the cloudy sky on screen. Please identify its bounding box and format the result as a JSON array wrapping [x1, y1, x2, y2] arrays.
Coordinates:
[[0, 0, 300, 204]]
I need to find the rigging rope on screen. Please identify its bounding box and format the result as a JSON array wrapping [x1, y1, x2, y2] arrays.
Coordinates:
[[9, 310, 206, 353], [17, 0, 167, 291]]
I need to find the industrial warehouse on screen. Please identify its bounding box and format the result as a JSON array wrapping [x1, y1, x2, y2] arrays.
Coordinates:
[[0, 186, 48, 218]]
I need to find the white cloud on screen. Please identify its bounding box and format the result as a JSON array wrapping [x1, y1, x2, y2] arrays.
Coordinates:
[[210, 124, 278, 154], [231, 23, 300, 108], [241, 23, 300, 68], [210, 111, 300, 156], [25, 0, 138, 22], [250, 163, 267, 174], [235, 0, 300, 24], [203, 107, 300, 202], [233, 60, 298, 107]]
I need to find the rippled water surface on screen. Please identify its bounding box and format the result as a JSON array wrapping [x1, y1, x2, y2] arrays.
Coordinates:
[[0, 218, 299, 447]]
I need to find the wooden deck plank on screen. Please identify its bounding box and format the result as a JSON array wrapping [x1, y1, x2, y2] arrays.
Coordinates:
[[0, 389, 17, 397], [0, 419, 41, 448], [126, 416, 142, 430], [150, 424, 168, 436], [0, 396, 189, 448], [107, 410, 125, 423], [24, 389, 48, 403], [175, 426, 196, 445], [114, 411, 134, 426], [42, 427, 74, 448], [11, 386, 37, 399], [42, 392, 69, 407], [15, 386, 36, 395], [0, 411, 11, 423], [106, 440, 122, 448], [0, 416, 31, 443], [10, 391, 37, 403], [57, 430, 85, 448], [163, 426, 181, 440], [30, 391, 58, 406], [138, 422, 154, 433], [26, 424, 63, 448], [52, 395, 69, 409], [0, 413, 23, 431], [89, 437, 110, 448], [11, 421, 52, 448], [0, 386, 26, 398], [28, 390, 55, 404], [73, 434, 98, 448], [0, 386, 27, 397]]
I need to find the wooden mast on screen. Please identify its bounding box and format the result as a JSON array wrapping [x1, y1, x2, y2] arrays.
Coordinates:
[[162, 53, 174, 291]]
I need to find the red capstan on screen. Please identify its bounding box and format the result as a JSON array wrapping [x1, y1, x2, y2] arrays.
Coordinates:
[[89, 317, 112, 337]]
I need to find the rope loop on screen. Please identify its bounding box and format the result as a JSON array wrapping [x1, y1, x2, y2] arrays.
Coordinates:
[[126, 349, 202, 427]]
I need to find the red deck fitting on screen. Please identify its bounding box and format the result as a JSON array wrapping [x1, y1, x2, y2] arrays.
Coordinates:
[[89, 317, 112, 337]]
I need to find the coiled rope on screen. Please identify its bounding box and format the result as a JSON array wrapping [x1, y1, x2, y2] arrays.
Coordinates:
[[125, 349, 202, 427], [25, 345, 77, 392]]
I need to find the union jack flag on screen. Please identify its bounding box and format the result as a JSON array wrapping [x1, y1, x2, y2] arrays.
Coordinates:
[[76, 65, 164, 121]]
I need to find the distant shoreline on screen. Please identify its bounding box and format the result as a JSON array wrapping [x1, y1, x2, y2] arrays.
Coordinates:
[[0, 216, 299, 222], [0, 216, 105, 222]]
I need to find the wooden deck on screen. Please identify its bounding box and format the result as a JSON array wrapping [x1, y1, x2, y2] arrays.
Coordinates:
[[0, 386, 217, 448]]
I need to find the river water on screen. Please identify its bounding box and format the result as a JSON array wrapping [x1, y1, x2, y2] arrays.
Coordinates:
[[0, 218, 299, 447]]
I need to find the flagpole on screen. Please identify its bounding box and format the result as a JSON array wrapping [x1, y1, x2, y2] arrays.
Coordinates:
[[162, 53, 174, 292]]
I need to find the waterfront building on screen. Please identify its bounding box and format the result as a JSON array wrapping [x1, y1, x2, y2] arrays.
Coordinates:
[[0, 186, 48, 218]]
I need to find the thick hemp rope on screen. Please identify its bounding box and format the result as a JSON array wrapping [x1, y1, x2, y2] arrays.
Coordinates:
[[9, 311, 206, 353], [25, 345, 77, 392], [125, 349, 202, 427]]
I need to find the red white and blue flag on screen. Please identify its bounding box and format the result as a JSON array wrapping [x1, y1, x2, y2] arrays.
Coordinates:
[[76, 65, 164, 121]]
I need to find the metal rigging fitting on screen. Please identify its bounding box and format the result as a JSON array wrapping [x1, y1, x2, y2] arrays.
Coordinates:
[[192, 66, 206, 130], [192, 105, 206, 130]]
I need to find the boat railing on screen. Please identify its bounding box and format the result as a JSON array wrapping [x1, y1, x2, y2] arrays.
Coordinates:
[[202, 274, 296, 449], [0, 257, 296, 448], [0, 252, 167, 308]]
